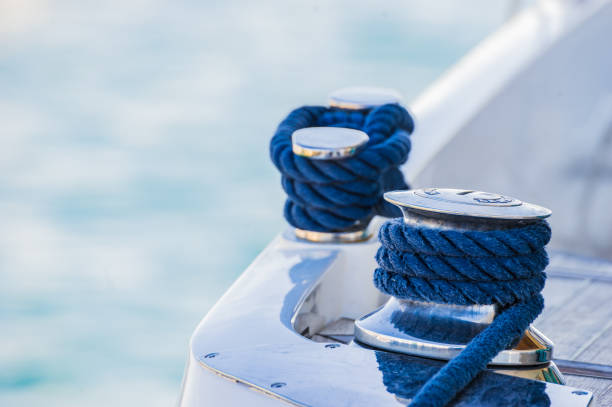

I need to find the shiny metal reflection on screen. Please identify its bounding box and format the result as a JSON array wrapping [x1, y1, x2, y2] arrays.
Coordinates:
[[354, 298, 553, 366], [494, 361, 565, 385], [292, 127, 369, 160], [384, 188, 551, 224], [328, 86, 403, 110], [199, 343, 590, 406], [294, 227, 372, 243]]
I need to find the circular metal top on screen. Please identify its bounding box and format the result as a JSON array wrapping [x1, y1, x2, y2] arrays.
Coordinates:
[[328, 86, 402, 110], [292, 127, 369, 160], [384, 188, 551, 222]]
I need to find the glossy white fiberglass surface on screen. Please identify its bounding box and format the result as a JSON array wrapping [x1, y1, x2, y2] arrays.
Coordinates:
[[179, 231, 382, 406]]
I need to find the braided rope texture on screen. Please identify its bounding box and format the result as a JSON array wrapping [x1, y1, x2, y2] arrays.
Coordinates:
[[269, 104, 414, 232], [374, 218, 551, 407]]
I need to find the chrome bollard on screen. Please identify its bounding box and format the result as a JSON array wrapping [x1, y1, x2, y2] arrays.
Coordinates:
[[354, 188, 565, 383], [292, 87, 404, 243], [292, 127, 371, 243]]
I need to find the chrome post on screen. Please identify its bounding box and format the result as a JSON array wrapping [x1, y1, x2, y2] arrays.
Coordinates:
[[354, 188, 565, 384], [291, 87, 403, 243]]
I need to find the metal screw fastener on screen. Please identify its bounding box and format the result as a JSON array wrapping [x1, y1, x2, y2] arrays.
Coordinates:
[[325, 344, 340, 349], [203, 352, 218, 359], [572, 391, 589, 396], [270, 382, 286, 388]]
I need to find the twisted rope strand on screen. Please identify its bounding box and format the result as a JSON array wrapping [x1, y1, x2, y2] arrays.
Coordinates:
[[410, 295, 545, 407]]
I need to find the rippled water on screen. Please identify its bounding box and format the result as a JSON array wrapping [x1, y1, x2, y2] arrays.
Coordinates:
[[0, 1, 513, 405]]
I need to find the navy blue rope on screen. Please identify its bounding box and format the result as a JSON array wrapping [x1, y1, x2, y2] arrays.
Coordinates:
[[270, 104, 414, 232], [374, 218, 550, 407], [376, 350, 550, 406]]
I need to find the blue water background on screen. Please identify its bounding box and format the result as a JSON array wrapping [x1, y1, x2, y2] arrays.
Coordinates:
[[0, 1, 514, 405]]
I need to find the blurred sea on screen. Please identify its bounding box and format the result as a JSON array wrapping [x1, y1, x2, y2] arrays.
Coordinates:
[[0, 1, 516, 405]]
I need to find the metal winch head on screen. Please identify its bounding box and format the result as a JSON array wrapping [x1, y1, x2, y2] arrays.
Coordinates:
[[292, 86, 404, 243], [354, 187, 564, 383], [384, 188, 551, 228]]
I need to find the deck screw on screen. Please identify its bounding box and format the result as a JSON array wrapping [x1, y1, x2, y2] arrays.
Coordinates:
[[271, 382, 286, 388], [572, 391, 588, 396], [325, 343, 340, 349], [204, 352, 218, 359]]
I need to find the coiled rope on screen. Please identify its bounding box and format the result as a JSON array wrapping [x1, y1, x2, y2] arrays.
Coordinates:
[[374, 218, 551, 407], [270, 104, 414, 232]]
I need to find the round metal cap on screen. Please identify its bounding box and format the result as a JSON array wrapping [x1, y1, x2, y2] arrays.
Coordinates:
[[292, 127, 369, 160], [384, 188, 551, 222], [328, 86, 402, 110]]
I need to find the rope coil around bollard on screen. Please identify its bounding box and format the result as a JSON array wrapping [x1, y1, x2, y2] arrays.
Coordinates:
[[374, 218, 551, 407], [270, 104, 414, 232]]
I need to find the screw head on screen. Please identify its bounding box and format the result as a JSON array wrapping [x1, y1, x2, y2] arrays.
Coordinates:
[[270, 382, 286, 388], [325, 343, 340, 349], [203, 352, 218, 359], [572, 390, 588, 396]]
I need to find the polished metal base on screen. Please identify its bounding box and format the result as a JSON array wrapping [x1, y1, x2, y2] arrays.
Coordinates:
[[294, 227, 372, 243], [494, 361, 565, 384], [292, 127, 369, 160], [354, 298, 555, 367]]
